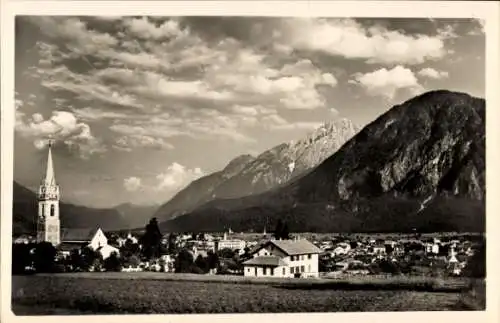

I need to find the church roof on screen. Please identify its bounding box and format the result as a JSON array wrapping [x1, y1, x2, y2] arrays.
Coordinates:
[[58, 242, 88, 252], [61, 228, 100, 242]]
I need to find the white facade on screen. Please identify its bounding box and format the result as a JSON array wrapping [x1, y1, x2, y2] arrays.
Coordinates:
[[88, 228, 108, 250], [244, 265, 289, 278], [37, 142, 60, 246], [217, 239, 246, 251], [97, 244, 119, 259]]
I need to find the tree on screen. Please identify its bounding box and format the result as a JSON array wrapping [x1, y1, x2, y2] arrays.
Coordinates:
[[463, 239, 486, 278], [69, 249, 84, 271], [12, 243, 35, 274], [33, 242, 57, 273], [207, 250, 219, 270], [103, 252, 122, 272], [218, 248, 235, 259], [195, 255, 209, 273], [80, 246, 101, 271], [167, 233, 178, 254], [273, 220, 284, 240], [281, 223, 290, 240], [349, 241, 359, 250], [174, 248, 194, 273], [123, 254, 141, 268], [140, 218, 163, 260], [120, 239, 141, 260], [273, 219, 291, 240]]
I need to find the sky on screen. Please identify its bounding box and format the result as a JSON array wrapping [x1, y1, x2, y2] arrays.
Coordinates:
[[13, 16, 485, 208]]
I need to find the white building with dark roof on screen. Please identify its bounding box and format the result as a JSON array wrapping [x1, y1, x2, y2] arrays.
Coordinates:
[[243, 238, 322, 278], [58, 227, 118, 259]]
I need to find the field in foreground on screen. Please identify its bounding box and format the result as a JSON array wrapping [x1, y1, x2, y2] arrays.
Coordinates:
[[11, 274, 483, 314]]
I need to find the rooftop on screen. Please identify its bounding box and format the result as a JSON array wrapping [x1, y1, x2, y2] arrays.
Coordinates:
[[243, 256, 287, 267], [266, 239, 322, 256], [58, 242, 87, 252], [61, 227, 100, 242]]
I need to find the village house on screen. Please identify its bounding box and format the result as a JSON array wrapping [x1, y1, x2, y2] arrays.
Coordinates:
[[58, 227, 119, 260], [424, 241, 440, 255], [370, 243, 386, 256], [216, 232, 246, 251], [332, 242, 351, 256], [13, 235, 36, 244], [242, 238, 321, 278]]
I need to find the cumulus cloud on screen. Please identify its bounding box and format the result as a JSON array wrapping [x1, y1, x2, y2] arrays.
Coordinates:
[[155, 162, 204, 192], [273, 18, 448, 65], [113, 134, 175, 152], [22, 16, 459, 154], [350, 65, 424, 99], [15, 110, 106, 157], [417, 67, 449, 79], [123, 176, 142, 192], [123, 17, 186, 40]]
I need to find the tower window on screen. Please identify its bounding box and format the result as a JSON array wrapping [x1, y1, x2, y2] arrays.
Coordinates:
[[50, 205, 55, 216]]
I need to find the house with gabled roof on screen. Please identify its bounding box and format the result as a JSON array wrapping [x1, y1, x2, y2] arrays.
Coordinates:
[[242, 238, 322, 278], [58, 227, 119, 259]]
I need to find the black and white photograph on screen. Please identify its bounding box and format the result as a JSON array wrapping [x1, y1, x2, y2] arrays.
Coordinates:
[[1, 1, 499, 321]]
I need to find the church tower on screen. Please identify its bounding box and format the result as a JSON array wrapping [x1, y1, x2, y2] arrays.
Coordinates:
[[37, 140, 60, 246]]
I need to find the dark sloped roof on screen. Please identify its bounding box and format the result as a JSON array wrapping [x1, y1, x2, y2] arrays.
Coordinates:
[[61, 228, 99, 242], [267, 239, 322, 256], [243, 256, 286, 267], [58, 242, 87, 252]]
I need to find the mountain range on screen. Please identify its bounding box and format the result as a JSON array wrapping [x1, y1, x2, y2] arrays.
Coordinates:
[[159, 90, 485, 233], [12, 90, 485, 235], [12, 182, 157, 235], [153, 118, 359, 221]]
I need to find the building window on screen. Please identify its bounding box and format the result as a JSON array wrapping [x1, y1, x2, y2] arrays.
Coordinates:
[[271, 268, 274, 276], [50, 205, 55, 217], [263, 267, 267, 275], [298, 266, 302, 273], [291, 267, 294, 274], [308, 254, 311, 259], [247, 268, 251, 272], [282, 268, 285, 275]]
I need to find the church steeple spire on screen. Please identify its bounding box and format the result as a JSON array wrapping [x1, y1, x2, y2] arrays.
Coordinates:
[[43, 139, 56, 186]]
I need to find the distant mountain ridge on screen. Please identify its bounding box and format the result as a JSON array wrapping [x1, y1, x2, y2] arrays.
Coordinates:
[[113, 202, 159, 230], [160, 90, 485, 233], [12, 181, 153, 235], [153, 118, 359, 221]]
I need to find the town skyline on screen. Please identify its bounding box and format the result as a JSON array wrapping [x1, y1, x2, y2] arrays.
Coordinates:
[[13, 16, 485, 207]]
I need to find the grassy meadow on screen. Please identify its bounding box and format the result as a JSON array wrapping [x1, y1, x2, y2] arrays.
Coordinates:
[[11, 273, 484, 314]]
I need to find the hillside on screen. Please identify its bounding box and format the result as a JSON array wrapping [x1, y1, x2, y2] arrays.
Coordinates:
[[12, 181, 131, 235], [113, 203, 159, 230], [160, 90, 485, 233], [154, 119, 358, 221]]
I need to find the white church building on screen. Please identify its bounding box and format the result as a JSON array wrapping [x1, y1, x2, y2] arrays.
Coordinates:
[[37, 141, 118, 259]]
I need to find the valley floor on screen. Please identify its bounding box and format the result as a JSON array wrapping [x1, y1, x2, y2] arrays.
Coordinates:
[[10, 274, 484, 314]]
